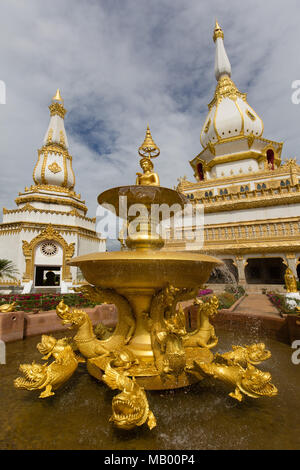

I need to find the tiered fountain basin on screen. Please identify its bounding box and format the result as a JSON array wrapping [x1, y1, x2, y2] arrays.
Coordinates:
[[69, 249, 221, 390], [68, 184, 222, 389]]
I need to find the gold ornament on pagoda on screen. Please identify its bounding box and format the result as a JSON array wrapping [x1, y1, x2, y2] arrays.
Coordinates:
[[48, 162, 62, 174]]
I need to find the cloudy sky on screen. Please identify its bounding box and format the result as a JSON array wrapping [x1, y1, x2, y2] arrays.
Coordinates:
[[1, 0, 300, 221]]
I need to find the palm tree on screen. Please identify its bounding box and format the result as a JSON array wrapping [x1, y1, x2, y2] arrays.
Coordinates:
[[0, 259, 19, 281]]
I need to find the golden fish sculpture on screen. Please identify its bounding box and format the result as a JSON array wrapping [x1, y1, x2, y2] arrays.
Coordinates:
[[0, 301, 17, 313]]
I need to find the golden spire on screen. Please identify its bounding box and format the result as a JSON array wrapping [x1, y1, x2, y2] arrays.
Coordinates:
[[138, 124, 160, 158], [49, 89, 66, 119], [213, 19, 224, 42], [52, 88, 63, 102]]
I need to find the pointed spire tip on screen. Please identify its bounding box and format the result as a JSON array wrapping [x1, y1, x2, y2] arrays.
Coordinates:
[[213, 20, 224, 42], [52, 88, 63, 102]]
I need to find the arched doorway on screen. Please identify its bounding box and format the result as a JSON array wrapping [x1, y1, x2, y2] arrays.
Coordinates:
[[34, 241, 63, 287], [266, 149, 274, 170], [245, 257, 285, 284], [197, 163, 204, 181], [22, 225, 75, 285]]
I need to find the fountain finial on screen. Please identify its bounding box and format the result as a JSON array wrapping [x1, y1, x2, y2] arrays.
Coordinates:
[[138, 125, 160, 159]]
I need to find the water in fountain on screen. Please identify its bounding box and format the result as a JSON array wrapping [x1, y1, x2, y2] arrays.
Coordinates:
[[1, 329, 299, 450]]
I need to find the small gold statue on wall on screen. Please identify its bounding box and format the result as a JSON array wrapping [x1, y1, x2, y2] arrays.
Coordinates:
[[284, 267, 298, 293]]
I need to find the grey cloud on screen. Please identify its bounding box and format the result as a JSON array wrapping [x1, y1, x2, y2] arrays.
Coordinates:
[[0, 0, 299, 217]]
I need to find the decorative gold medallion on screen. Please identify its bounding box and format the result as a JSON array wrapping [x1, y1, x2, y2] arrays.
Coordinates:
[[48, 162, 62, 174]]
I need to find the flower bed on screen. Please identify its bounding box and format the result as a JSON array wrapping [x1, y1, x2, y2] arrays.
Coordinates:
[[0, 293, 96, 312], [198, 285, 244, 309], [267, 292, 300, 315], [217, 291, 238, 309], [197, 288, 213, 296]]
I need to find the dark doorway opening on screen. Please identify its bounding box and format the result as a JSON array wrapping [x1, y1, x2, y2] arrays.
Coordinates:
[[266, 149, 274, 170], [197, 163, 204, 181], [35, 266, 61, 287], [245, 258, 285, 284], [297, 261, 300, 281]]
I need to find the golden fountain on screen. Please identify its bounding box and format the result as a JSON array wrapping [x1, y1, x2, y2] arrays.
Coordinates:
[[15, 127, 278, 431]]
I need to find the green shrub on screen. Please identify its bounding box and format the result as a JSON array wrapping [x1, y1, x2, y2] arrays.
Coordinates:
[[224, 284, 245, 298], [217, 292, 237, 309]]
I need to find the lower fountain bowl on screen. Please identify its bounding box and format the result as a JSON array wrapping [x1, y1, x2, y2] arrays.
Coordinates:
[[68, 251, 222, 291]]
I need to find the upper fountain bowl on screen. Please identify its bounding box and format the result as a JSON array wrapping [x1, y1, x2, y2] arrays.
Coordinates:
[[98, 185, 188, 219]]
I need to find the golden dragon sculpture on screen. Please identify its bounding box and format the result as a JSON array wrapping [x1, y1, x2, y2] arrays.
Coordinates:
[[214, 343, 271, 367], [149, 284, 197, 379], [188, 342, 277, 401], [14, 335, 81, 398], [14, 289, 278, 429], [0, 301, 17, 313], [183, 295, 219, 349], [192, 360, 278, 402], [102, 361, 156, 430], [56, 285, 135, 359]]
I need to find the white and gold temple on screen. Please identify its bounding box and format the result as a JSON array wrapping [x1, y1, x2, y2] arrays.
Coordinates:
[[172, 22, 300, 288], [0, 90, 105, 293]]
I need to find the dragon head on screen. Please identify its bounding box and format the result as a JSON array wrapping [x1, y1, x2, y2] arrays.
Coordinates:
[[194, 295, 219, 318], [37, 335, 69, 359], [103, 362, 156, 431], [239, 364, 278, 398], [56, 300, 87, 327], [111, 380, 155, 430], [111, 349, 139, 369], [245, 343, 272, 364], [14, 362, 47, 390]]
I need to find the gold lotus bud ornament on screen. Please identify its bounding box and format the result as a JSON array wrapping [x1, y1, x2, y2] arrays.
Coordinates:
[[213, 20, 224, 42], [52, 88, 63, 102]]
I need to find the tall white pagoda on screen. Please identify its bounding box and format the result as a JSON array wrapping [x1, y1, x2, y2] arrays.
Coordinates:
[[172, 22, 300, 288], [0, 90, 106, 293]]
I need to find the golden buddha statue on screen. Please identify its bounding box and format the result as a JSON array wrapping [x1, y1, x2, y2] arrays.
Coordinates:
[[136, 125, 160, 187], [136, 158, 160, 186], [284, 267, 298, 293]]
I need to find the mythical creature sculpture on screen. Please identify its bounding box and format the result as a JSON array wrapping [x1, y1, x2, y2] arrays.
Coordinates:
[[214, 343, 271, 368], [284, 268, 298, 293], [14, 335, 80, 398], [149, 284, 196, 378], [102, 361, 156, 430], [191, 360, 278, 402], [183, 296, 219, 349], [110, 348, 139, 370], [56, 286, 135, 358], [0, 301, 17, 313], [94, 322, 114, 340]]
